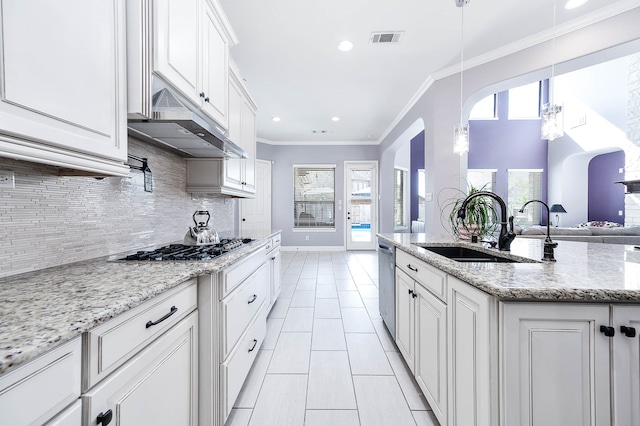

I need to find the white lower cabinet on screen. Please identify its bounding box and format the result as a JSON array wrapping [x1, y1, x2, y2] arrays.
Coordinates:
[[396, 268, 416, 371], [415, 283, 447, 425], [0, 337, 81, 426], [267, 242, 282, 312], [612, 305, 640, 425], [199, 244, 271, 425], [448, 277, 496, 426], [502, 302, 640, 426], [46, 399, 82, 426], [83, 312, 199, 426], [395, 266, 448, 424]]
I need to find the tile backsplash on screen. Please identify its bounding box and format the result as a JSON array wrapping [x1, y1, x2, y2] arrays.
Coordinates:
[[0, 137, 235, 278]]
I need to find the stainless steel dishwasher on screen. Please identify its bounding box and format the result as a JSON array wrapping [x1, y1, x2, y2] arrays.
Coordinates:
[[378, 238, 396, 340]]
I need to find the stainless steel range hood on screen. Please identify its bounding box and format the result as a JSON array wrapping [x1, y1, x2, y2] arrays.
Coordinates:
[[127, 86, 247, 159]]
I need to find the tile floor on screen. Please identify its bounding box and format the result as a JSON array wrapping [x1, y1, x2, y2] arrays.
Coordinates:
[[225, 251, 439, 426]]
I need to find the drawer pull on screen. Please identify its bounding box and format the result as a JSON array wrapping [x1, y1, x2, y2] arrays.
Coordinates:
[[146, 306, 178, 328], [248, 294, 258, 304], [407, 264, 418, 272], [97, 409, 113, 426], [621, 326, 637, 338], [600, 325, 615, 337], [248, 339, 258, 352], [266, 245, 272, 251]]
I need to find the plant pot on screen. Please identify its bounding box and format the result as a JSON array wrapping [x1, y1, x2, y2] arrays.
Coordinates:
[[458, 224, 481, 240]]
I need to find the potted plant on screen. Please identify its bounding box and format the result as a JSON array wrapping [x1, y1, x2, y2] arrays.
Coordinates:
[[438, 182, 499, 240]]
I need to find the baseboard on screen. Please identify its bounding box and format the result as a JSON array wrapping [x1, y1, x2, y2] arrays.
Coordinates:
[[281, 245, 346, 252]]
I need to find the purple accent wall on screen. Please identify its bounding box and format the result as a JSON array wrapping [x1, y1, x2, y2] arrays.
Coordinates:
[[468, 89, 549, 224], [588, 150, 625, 223], [410, 130, 425, 222]]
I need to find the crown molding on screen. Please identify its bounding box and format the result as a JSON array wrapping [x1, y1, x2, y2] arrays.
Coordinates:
[[257, 138, 379, 146]]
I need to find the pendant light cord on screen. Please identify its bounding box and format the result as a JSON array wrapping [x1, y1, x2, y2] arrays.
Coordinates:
[[460, 4, 464, 117], [550, 0, 556, 105]]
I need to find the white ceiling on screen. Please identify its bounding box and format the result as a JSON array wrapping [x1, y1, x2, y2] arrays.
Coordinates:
[[219, 0, 639, 145]]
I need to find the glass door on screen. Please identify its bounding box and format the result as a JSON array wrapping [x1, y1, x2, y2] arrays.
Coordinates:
[[345, 162, 378, 250]]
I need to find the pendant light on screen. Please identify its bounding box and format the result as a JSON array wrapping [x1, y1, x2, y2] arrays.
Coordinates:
[[453, 0, 470, 156], [541, 0, 564, 141]]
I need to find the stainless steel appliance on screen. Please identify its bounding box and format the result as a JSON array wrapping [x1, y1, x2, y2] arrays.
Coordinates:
[[119, 238, 253, 261], [378, 238, 396, 340], [184, 210, 220, 245]]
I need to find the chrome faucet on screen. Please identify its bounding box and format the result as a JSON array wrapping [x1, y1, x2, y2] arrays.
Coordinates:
[[519, 200, 558, 262], [457, 191, 516, 251]]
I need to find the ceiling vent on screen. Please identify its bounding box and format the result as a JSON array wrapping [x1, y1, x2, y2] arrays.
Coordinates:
[[370, 31, 404, 45]]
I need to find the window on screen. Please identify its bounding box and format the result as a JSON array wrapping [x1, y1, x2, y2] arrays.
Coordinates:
[[294, 165, 335, 229], [467, 169, 497, 192], [508, 169, 543, 226], [508, 82, 541, 119], [394, 168, 408, 229], [469, 94, 497, 120]]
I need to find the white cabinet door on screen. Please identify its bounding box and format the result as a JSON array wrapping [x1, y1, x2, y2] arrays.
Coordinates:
[[153, 0, 200, 105], [448, 277, 495, 426], [415, 284, 447, 426], [201, 0, 229, 127], [0, 0, 128, 175], [395, 268, 416, 372], [269, 247, 282, 310], [501, 302, 611, 426], [83, 312, 198, 426], [240, 97, 257, 193], [612, 305, 640, 426], [224, 76, 244, 189]]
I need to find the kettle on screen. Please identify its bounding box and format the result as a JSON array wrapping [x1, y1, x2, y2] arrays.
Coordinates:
[[184, 211, 219, 245]]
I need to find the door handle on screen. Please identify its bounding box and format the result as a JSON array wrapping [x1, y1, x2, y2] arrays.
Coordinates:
[[621, 326, 636, 338], [600, 325, 615, 337], [407, 264, 418, 272]]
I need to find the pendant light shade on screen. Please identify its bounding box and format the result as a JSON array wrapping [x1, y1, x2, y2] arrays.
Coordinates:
[[453, 123, 469, 156], [541, 0, 564, 141], [541, 103, 564, 141]]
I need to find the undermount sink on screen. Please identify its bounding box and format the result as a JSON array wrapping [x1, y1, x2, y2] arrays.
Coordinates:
[[421, 246, 520, 263]]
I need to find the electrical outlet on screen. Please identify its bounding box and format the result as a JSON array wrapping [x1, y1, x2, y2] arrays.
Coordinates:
[[619, 210, 624, 216], [0, 170, 15, 188], [305, 235, 309, 241]]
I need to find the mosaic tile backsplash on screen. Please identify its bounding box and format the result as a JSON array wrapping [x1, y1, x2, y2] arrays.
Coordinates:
[[0, 137, 235, 278]]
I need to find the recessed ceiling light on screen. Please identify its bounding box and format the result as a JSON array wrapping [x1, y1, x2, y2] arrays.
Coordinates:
[[271, 116, 281, 122], [565, 0, 587, 9], [331, 117, 340, 122], [337, 40, 354, 52]]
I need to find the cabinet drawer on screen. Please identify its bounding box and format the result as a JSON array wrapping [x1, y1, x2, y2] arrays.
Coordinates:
[[397, 250, 447, 301], [271, 234, 281, 248], [222, 244, 270, 297], [84, 279, 197, 390], [222, 262, 269, 358], [0, 337, 81, 426], [83, 312, 198, 426], [220, 308, 267, 422], [46, 399, 81, 426]]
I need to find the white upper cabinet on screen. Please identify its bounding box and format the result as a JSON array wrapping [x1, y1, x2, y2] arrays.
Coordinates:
[[153, 0, 200, 106], [130, 0, 236, 130], [0, 0, 128, 176]]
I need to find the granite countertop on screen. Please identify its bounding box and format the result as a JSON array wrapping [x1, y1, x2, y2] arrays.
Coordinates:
[[0, 231, 281, 376], [378, 233, 640, 301]]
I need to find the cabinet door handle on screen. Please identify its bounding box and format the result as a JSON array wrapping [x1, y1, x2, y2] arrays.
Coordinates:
[[248, 294, 258, 304], [621, 326, 637, 338], [97, 409, 113, 426], [408, 289, 414, 296], [265, 245, 272, 251], [199, 92, 205, 98], [248, 339, 258, 352], [146, 306, 178, 328], [271, 256, 276, 260], [412, 292, 418, 299], [204, 97, 210, 103], [600, 325, 615, 337], [407, 264, 418, 272]]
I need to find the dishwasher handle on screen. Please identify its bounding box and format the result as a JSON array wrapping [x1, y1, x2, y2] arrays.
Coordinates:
[[378, 244, 394, 255]]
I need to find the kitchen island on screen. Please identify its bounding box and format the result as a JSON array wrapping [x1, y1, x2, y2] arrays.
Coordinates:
[[378, 233, 640, 426]]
